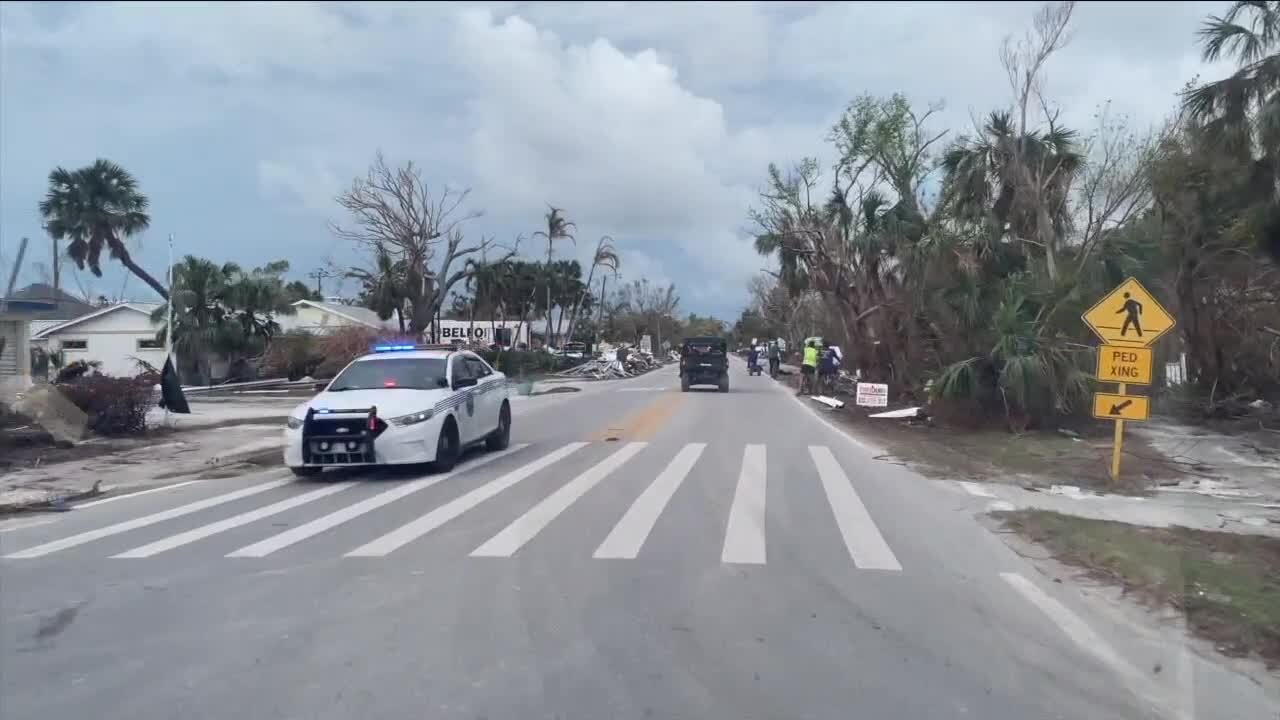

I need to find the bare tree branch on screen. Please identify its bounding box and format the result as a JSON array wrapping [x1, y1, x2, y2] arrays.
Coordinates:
[[331, 152, 485, 335]]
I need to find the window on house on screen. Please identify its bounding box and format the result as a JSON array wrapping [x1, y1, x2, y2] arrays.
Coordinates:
[[137, 338, 163, 350], [61, 339, 88, 350]]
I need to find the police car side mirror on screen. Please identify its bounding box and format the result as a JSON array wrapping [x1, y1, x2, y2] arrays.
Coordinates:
[[313, 382, 326, 392], [453, 377, 478, 390]]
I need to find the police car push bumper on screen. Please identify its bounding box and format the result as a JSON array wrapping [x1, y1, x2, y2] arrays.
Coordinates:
[[284, 405, 448, 467]]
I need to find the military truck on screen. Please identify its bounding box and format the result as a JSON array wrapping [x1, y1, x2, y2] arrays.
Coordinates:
[[679, 336, 729, 392]]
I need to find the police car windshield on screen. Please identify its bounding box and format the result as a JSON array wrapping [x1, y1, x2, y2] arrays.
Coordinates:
[[328, 357, 448, 391]]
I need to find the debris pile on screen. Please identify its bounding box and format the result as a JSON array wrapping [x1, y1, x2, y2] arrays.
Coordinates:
[[554, 348, 665, 380]]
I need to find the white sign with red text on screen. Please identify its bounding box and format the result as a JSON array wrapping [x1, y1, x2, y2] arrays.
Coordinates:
[[855, 382, 889, 407]]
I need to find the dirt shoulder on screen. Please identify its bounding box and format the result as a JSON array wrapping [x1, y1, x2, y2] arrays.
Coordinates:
[[777, 365, 1280, 498], [0, 426, 178, 474], [995, 509, 1280, 669], [777, 371, 1190, 493]]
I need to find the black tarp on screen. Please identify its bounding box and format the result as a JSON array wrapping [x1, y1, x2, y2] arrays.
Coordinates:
[[158, 356, 190, 414]]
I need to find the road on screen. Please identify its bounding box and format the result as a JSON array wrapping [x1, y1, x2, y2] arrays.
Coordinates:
[[0, 359, 1268, 720]]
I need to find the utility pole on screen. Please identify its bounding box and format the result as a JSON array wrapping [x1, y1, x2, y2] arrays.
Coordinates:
[[307, 268, 332, 297], [2, 238, 30, 315], [594, 274, 608, 352], [51, 235, 60, 294]]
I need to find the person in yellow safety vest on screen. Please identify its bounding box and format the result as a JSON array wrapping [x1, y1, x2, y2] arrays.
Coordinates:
[[800, 339, 819, 395]]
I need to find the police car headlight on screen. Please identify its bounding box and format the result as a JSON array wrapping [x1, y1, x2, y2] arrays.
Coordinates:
[[390, 409, 434, 427], [286, 417, 304, 430]]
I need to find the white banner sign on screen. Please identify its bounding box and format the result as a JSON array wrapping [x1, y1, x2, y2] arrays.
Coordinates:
[[434, 321, 526, 346], [855, 382, 889, 407]]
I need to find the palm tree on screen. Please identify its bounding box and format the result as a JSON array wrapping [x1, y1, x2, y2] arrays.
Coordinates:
[[565, 235, 619, 345], [1184, 1, 1280, 260], [550, 259, 585, 342], [39, 159, 169, 300], [223, 261, 298, 345], [939, 111, 1083, 277], [347, 244, 409, 332], [1185, 1, 1279, 140], [501, 260, 542, 349], [152, 256, 235, 384], [465, 258, 507, 343], [533, 206, 576, 347]]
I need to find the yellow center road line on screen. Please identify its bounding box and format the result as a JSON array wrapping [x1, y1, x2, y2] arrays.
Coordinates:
[[588, 392, 686, 442]]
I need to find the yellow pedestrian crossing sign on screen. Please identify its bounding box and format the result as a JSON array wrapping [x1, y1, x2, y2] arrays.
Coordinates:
[[1082, 277, 1175, 347]]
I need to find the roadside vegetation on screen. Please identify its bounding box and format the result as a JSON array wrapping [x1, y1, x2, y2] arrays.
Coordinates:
[[737, 0, 1278, 431], [997, 509, 1280, 667]]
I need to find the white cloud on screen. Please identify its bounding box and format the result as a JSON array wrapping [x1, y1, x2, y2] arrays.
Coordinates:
[[257, 159, 342, 212], [447, 8, 767, 295], [0, 1, 1235, 317]]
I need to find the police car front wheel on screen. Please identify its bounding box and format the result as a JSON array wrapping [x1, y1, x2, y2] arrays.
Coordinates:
[[432, 419, 461, 472], [486, 401, 511, 451]]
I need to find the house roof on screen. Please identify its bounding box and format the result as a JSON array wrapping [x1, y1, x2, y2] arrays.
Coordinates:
[[0, 299, 57, 321], [293, 300, 397, 330], [32, 302, 161, 338], [6, 283, 94, 320]]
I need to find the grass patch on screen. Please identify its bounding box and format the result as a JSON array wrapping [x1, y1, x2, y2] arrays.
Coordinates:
[[997, 509, 1280, 667]]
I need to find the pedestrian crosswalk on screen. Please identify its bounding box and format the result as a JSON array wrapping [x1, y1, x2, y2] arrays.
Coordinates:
[[2, 442, 904, 571]]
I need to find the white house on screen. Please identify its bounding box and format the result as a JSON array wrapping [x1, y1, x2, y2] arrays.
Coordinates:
[[278, 300, 401, 335], [32, 303, 167, 377]]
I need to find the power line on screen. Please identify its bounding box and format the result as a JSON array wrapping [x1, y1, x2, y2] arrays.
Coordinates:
[[307, 268, 333, 295]]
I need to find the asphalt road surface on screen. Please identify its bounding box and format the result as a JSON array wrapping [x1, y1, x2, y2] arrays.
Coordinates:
[[1, 359, 1270, 720]]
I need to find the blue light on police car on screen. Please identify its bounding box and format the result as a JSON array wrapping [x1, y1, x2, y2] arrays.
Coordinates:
[[373, 344, 416, 353]]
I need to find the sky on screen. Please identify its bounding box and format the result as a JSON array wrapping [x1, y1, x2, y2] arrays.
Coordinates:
[[0, 1, 1233, 320]]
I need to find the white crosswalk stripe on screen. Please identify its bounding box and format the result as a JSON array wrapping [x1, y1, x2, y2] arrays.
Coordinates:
[[594, 443, 704, 559], [809, 445, 902, 570], [345, 442, 589, 557], [722, 444, 767, 564], [227, 446, 527, 558], [3, 443, 907, 571], [472, 442, 646, 558], [3, 479, 293, 559], [113, 482, 357, 558]]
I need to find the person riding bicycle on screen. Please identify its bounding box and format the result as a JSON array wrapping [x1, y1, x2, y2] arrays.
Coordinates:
[[747, 345, 761, 375]]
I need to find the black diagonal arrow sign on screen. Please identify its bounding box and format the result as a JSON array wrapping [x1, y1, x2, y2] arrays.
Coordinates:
[[1109, 399, 1133, 416]]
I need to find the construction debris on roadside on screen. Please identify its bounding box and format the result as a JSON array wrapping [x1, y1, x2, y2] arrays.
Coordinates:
[[810, 395, 845, 409], [555, 346, 666, 380]]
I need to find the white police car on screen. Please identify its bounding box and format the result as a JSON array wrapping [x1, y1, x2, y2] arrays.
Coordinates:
[[283, 344, 511, 477]]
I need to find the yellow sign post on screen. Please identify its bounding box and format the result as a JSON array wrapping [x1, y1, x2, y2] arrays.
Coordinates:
[[1083, 278, 1174, 483]]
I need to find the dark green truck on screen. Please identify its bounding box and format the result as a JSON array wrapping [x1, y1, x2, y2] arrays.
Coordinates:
[[679, 336, 729, 392]]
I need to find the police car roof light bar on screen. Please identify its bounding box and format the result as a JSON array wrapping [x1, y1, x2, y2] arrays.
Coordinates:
[[373, 344, 417, 353]]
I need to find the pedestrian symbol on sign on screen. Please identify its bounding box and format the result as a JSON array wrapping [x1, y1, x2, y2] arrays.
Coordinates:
[[1117, 292, 1143, 337]]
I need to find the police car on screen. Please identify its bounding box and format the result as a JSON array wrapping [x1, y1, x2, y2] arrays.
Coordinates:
[[283, 344, 512, 477]]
